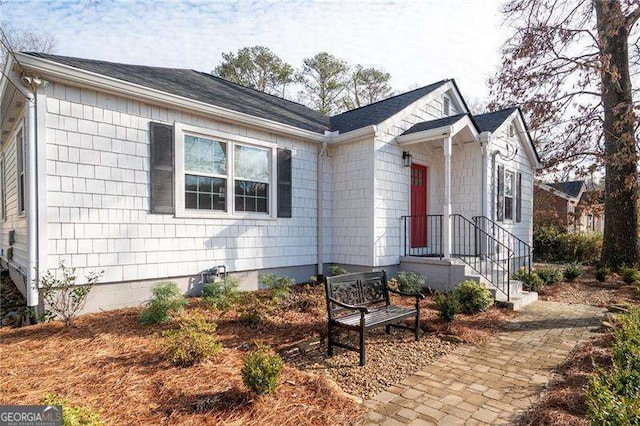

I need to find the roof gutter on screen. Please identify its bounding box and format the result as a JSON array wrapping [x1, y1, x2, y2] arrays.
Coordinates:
[[328, 125, 378, 145], [15, 53, 327, 143]]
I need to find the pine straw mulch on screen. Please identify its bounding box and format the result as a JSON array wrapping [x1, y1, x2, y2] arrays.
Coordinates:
[[517, 332, 613, 426], [0, 290, 364, 426], [537, 264, 639, 307], [0, 285, 517, 424], [284, 290, 518, 399]]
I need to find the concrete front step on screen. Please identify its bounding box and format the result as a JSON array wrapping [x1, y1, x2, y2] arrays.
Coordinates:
[[465, 275, 537, 311]]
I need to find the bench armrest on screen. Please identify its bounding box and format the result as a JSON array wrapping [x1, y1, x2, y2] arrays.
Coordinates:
[[387, 287, 425, 300], [327, 297, 370, 314]]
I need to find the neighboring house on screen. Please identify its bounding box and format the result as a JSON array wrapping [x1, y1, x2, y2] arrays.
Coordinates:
[[534, 180, 604, 232], [576, 189, 605, 233], [0, 53, 541, 313]]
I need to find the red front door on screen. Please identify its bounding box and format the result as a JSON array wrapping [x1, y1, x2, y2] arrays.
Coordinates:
[[411, 164, 428, 248]]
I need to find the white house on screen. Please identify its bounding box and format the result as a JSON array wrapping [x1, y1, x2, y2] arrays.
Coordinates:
[[0, 53, 541, 314]]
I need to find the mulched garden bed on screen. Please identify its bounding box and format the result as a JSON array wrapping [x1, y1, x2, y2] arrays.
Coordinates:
[[0, 283, 516, 424], [537, 264, 638, 307]]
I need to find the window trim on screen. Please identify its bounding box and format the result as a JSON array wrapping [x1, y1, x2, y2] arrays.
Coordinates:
[[443, 96, 451, 116], [1, 153, 5, 221], [503, 168, 515, 222], [174, 123, 278, 220], [15, 122, 26, 217]]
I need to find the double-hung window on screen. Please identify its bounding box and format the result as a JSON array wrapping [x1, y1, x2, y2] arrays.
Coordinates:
[[184, 135, 228, 212], [503, 170, 514, 220], [176, 125, 275, 217], [16, 127, 25, 216]]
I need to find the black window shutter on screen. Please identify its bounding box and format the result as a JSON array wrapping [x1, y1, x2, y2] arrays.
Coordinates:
[[149, 122, 175, 214], [516, 172, 522, 223], [496, 165, 504, 222], [277, 148, 292, 218]]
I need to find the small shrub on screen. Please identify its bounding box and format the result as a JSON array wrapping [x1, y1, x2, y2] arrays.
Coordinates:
[[536, 267, 563, 286], [238, 295, 274, 328], [396, 271, 426, 293], [260, 273, 296, 302], [202, 276, 240, 310], [533, 226, 602, 263], [328, 265, 348, 277], [38, 262, 103, 326], [596, 266, 612, 283], [139, 282, 188, 326], [620, 266, 640, 285], [564, 262, 583, 282], [434, 292, 459, 322], [42, 393, 102, 426], [514, 269, 545, 292], [587, 308, 640, 425], [241, 345, 284, 395], [162, 312, 221, 367], [453, 280, 493, 314]]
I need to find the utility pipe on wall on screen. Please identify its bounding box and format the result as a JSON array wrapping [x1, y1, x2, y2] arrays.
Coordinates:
[[25, 89, 39, 313]]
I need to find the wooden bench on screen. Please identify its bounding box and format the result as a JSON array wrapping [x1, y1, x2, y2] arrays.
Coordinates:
[[324, 270, 425, 366]]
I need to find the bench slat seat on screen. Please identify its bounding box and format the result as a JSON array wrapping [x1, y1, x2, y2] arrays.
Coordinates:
[[324, 270, 424, 366], [334, 305, 416, 329]]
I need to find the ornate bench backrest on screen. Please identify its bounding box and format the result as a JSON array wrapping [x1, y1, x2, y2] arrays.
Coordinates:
[[324, 271, 389, 320]]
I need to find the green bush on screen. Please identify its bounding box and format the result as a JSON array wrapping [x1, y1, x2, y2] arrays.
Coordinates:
[[237, 295, 275, 329], [162, 312, 221, 367], [533, 226, 602, 263], [241, 345, 284, 395], [260, 273, 296, 302], [620, 266, 640, 285], [38, 262, 103, 326], [564, 262, 583, 282], [42, 393, 102, 426], [587, 308, 640, 425], [139, 282, 188, 326], [596, 266, 612, 283], [328, 265, 348, 277], [434, 292, 459, 322], [202, 276, 240, 310], [396, 271, 426, 293], [514, 269, 545, 292], [452, 280, 493, 314], [536, 267, 563, 286]]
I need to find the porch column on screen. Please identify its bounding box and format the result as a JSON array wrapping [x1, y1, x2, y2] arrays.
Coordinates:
[[443, 135, 452, 258]]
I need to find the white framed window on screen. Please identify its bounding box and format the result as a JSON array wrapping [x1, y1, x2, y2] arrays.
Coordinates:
[[503, 169, 515, 221], [16, 125, 25, 216], [443, 96, 450, 116], [1, 153, 5, 221], [175, 123, 276, 219]]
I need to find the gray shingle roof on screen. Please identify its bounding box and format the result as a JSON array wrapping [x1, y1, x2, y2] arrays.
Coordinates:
[[329, 80, 450, 133], [474, 108, 518, 132], [547, 180, 585, 198], [25, 53, 331, 134], [401, 113, 470, 136]]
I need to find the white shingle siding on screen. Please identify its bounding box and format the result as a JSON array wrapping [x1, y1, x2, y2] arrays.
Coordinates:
[[44, 82, 320, 285]]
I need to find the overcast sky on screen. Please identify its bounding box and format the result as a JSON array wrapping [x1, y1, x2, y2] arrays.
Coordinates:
[[2, 0, 509, 106]]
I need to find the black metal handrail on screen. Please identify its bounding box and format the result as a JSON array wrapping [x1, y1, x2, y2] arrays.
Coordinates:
[[472, 215, 532, 274], [401, 214, 444, 258], [451, 214, 513, 300]]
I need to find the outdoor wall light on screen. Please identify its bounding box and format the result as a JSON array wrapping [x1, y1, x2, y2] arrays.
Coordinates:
[[402, 151, 413, 167]]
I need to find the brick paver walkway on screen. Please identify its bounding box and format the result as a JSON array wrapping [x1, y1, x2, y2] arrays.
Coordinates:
[[365, 301, 605, 425]]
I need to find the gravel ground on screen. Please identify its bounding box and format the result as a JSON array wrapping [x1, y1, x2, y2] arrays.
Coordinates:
[[283, 328, 455, 400]]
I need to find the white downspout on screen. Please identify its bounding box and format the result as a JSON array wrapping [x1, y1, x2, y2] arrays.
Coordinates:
[[479, 131, 491, 218], [317, 140, 328, 278], [25, 86, 40, 314]]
